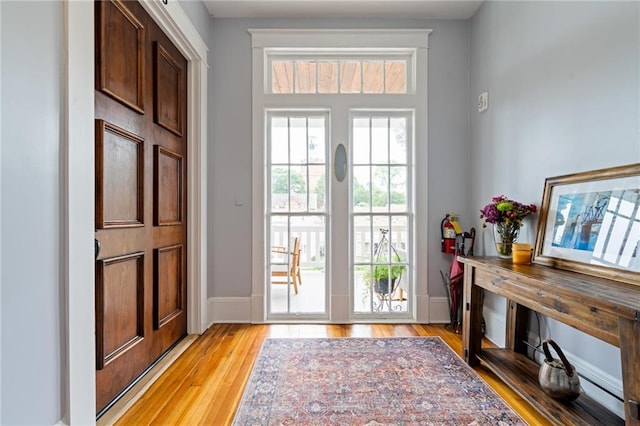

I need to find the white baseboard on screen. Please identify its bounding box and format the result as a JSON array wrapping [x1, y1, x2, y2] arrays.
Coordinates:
[[209, 296, 452, 324], [208, 297, 252, 324], [428, 296, 451, 323]]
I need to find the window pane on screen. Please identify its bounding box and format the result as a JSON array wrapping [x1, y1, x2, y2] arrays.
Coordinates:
[[269, 55, 411, 95], [289, 117, 307, 164], [352, 166, 371, 211], [390, 216, 409, 254], [308, 117, 326, 164], [271, 117, 288, 164], [363, 61, 383, 94], [385, 61, 406, 93], [372, 166, 389, 211], [389, 117, 407, 165], [318, 62, 338, 93], [352, 117, 370, 165], [295, 61, 316, 93], [290, 216, 326, 314], [371, 118, 389, 164], [269, 215, 289, 312], [271, 167, 290, 212], [272, 61, 293, 94], [372, 217, 392, 260], [353, 215, 372, 263], [289, 166, 308, 212], [389, 167, 407, 212], [340, 61, 361, 93], [309, 165, 326, 212]]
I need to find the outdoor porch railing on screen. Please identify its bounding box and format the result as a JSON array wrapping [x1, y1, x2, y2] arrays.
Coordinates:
[[271, 225, 407, 268]]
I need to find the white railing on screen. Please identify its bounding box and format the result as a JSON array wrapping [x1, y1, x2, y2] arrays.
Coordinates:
[[271, 225, 407, 267]]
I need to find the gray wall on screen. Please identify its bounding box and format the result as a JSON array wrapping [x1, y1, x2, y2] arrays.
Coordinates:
[[179, 0, 210, 49], [469, 0, 640, 417], [1, 1, 63, 424], [208, 18, 471, 298]]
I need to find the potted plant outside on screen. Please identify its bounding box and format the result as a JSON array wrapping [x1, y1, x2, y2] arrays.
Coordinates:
[[364, 255, 405, 296]]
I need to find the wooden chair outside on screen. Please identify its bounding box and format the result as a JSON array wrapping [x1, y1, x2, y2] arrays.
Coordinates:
[[271, 237, 302, 294]]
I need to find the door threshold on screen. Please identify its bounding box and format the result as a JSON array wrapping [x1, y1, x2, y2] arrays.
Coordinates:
[[96, 334, 198, 426]]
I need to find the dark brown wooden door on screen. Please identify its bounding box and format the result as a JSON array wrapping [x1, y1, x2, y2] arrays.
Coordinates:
[[94, 0, 187, 414]]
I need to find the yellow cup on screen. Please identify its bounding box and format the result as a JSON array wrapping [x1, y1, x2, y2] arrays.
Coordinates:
[[512, 243, 532, 264]]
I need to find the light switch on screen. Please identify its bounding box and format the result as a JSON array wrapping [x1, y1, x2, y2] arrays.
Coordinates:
[[478, 92, 489, 113]]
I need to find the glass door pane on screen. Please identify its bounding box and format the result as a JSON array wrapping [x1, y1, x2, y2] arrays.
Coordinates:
[[351, 113, 412, 316], [267, 113, 328, 317]]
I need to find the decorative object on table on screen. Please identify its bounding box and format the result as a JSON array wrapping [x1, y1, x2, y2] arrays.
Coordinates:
[[533, 163, 640, 286], [233, 337, 526, 425], [538, 339, 582, 402], [480, 195, 537, 258], [512, 242, 532, 264]]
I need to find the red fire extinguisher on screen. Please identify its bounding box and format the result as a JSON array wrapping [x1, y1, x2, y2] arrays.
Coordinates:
[[441, 213, 462, 254]]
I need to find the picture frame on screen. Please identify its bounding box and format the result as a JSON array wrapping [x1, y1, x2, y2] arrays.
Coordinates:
[[533, 163, 640, 286]]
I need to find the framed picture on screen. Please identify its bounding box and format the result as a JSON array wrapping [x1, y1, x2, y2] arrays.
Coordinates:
[[533, 163, 640, 286]]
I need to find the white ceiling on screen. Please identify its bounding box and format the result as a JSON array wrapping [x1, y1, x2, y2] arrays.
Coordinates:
[[202, 0, 484, 20]]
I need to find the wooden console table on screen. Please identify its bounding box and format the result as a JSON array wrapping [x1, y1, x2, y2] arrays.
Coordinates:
[[461, 257, 640, 425]]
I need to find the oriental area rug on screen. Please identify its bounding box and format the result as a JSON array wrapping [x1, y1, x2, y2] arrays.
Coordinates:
[[233, 337, 526, 425]]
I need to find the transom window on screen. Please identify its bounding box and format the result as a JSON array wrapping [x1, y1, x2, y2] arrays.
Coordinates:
[[267, 52, 414, 94]]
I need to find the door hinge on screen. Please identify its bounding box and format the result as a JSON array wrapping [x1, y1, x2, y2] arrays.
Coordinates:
[[463, 348, 468, 358]]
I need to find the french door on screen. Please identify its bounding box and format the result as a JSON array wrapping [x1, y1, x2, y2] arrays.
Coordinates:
[[251, 29, 430, 323], [351, 112, 412, 317], [266, 109, 413, 320]]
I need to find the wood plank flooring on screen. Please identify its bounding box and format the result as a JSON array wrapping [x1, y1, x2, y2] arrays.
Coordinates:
[[113, 324, 551, 425]]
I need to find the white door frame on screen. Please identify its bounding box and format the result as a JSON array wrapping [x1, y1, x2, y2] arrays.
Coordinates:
[[64, 1, 208, 423], [250, 29, 431, 323]]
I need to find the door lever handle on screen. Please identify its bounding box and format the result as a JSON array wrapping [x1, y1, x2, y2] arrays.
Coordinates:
[[95, 238, 101, 260]]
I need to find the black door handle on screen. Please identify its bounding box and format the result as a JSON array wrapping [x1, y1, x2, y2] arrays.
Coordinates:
[[95, 238, 101, 260]]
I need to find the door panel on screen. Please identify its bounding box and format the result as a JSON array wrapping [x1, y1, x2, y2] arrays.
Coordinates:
[[154, 42, 184, 136], [95, 252, 145, 370], [95, 0, 187, 415], [97, 0, 145, 113], [96, 120, 144, 228], [154, 145, 183, 226], [153, 244, 184, 329]]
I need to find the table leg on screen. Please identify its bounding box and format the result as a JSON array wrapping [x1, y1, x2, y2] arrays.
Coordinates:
[[619, 316, 640, 425], [462, 263, 483, 366]]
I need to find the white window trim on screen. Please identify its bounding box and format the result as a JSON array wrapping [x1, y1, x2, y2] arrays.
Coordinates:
[[249, 29, 431, 49], [250, 29, 431, 324]]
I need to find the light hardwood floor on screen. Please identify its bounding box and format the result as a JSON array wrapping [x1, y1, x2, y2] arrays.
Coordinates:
[[113, 324, 550, 425]]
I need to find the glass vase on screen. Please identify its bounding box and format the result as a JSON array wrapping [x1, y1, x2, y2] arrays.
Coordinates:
[[493, 223, 520, 258]]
